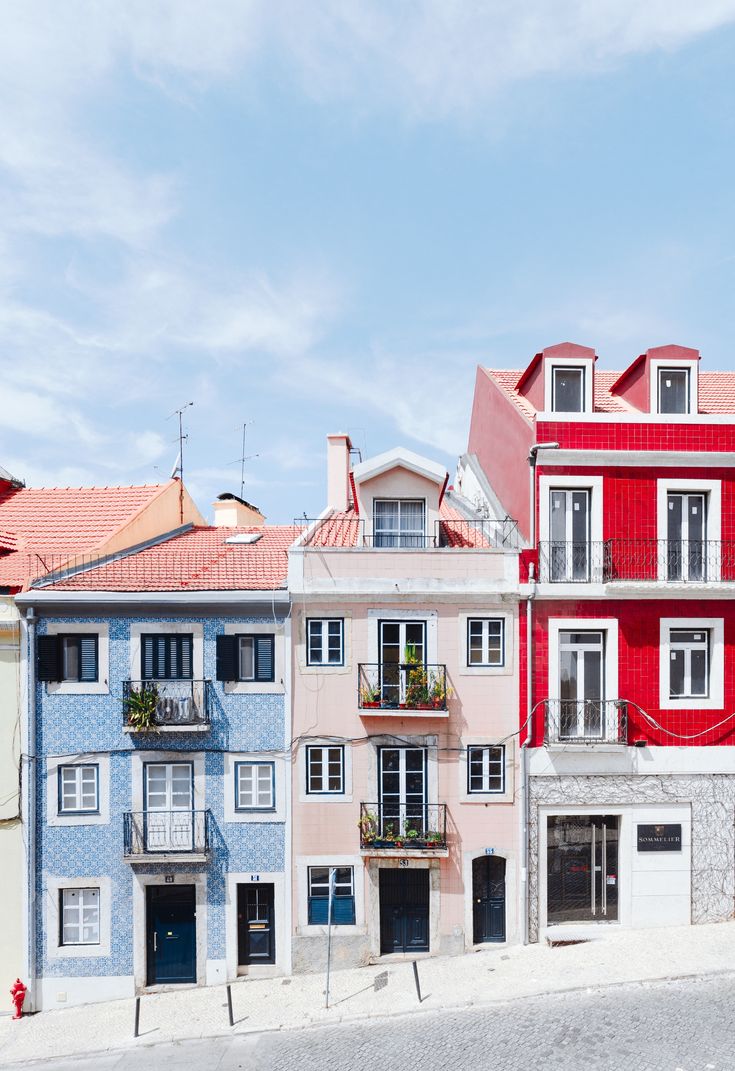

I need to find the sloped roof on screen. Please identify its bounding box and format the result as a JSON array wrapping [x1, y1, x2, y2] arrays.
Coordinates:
[[299, 501, 512, 549], [36, 525, 298, 592]]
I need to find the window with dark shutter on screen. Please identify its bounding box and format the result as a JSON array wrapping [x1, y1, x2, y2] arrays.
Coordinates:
[[254, 636, 274, 682], [216, 635, 238, 681], [141, 634, 194, 680], [38, 635, 61, 682]]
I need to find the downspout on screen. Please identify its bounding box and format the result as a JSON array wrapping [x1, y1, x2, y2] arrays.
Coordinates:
[[25, 607, 37, 1008], [521, 563, 535, 946]]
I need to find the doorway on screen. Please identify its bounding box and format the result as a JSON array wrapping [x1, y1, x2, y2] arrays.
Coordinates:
[[378, 620, 426, 706], [558, 630, 605, 741], [144, 762, 194, 852], [667, 492, 706, 581], [472, 856, 506, 943], [549, 489, 590, 581], [546, 815, 619, 925], [237, 883, 275, 965], [379, 868, 430, 953], [378, 747, 427, 838], [146, 884, 196, 985]]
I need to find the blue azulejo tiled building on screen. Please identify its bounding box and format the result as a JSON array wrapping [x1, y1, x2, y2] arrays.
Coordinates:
[[24, 518, 296, 1009]]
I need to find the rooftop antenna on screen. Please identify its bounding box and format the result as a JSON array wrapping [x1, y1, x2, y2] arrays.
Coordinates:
[[168, 401, 194, 524], [228, 422, 259, 500]]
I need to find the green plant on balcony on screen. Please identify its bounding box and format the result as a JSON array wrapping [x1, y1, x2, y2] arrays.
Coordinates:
[[360, 683, 382, 708], [429, 673, 450, 709], [404, 661, 431, 708], [125, 684, 161, 732], [425, 830, 443, 846], [358, 812, 379, 843]]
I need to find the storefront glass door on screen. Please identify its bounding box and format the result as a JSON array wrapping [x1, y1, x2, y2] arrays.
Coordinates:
[[547, 815, 619, 924]]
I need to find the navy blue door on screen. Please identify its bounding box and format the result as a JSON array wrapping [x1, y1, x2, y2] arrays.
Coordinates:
[[379, 869, 429, 953], [146, 885, 196, 985], [472, 856, 506, 943]]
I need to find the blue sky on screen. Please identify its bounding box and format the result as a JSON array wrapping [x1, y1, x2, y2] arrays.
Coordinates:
[[2, 3, 735, 522]]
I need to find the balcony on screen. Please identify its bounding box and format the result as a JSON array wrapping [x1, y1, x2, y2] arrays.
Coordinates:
[[538, 540, 735, 584], [297, 516, 519, 550], [123, 809, 210, 863], [123, 680, 211, 732], [359, 802, 448, 855], [358, 663, 448, 716], [544, 700, 628, 746]]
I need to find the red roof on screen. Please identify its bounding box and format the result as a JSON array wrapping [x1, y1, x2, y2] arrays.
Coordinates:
[[486, 368, 735, 417], [37, 526, 298, 591], [300, 501, 509, 549]]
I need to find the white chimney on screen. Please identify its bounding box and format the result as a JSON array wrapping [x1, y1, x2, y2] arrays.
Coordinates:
[[326, 433, 352, 512], [212, 493, 265, 527]]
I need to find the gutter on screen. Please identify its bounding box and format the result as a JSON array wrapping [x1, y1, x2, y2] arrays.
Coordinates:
[[520, 562, 535, 947], [15, 590, 290, 607], [24, 607, 37, 1008]]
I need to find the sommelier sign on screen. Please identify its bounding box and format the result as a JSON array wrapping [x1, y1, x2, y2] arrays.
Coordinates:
[[637, 824, 682, 852]]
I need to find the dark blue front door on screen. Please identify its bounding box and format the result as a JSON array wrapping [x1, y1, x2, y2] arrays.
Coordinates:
[[146, 885, 196, 985], [472, 856, 506, 943], [238, 883, 275, 964], [379, 868, 429, 953]]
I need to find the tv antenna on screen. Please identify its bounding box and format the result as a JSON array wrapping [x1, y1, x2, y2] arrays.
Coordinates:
[[229, 422, 259, 500], [168, 401, 194, 523]]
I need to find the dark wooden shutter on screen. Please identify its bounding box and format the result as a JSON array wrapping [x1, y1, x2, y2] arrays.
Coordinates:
[[216, 635, 238, 681], [37, 635, 61, 682], [255, 636, 275, 682], [79, 635, 98, 682], [141, 635, 155, 679]]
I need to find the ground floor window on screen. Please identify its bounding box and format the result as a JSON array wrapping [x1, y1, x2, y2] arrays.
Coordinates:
[[307, 866, 355, 924], [60, 887, 100, 946]]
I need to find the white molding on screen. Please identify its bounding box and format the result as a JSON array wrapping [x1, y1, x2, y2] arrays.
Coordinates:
[[656, 477, 721, 581], [529, 743, 735, 776], [129, 621, 204, 683], [223, 752, 287, 824], [538, 474, 603, 547], [222, 621, 285, 695], [352, 448, 446, 486], [44, 622, 109, 695], [457, 609, 514, 677], [537, 449, 735, 467], [130, 749, 206, 812], [659, 617, 724, 710], [457, 737, 515, 804], [225, 871, 288, 976], [295, 854, 366, 935], [296, 611, 351, 675], [367, 608, 438, 665], [44, 875, 111, 960], [547, 617, 619, 703], [649, 357, 698, 416], [462, 848, 517, 950], [45, 753, 110, 827], [297, 739, 353, 804], [132, 871, 207, 990], [543, 356, 594, 414]]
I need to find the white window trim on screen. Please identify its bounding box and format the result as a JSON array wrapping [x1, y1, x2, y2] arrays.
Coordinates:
[[656, 478, 721, 582], [46, 753, 110, 827], [222, 622, 284, 694], [659, 617, 724, 710], [44, 622, 109, 695], [547, 619, 619, 741], [543, 357, 594, 414], [130, 749, 206, 812], [459, 612, 512, 676], [223, 752, 286, 823], [650, 357, 698, 415], [457, 737, 515, 804], [298, 612, 351, 675], [45, 875, 111, 960], [298, 739, 353, 803], [129, 621, 203, 682], [306, 618, 345, 667], [538, 476, 603, 583], [372, 498, 428, 546], [296, 854, 366, 936], [367, 608, 438, 665]]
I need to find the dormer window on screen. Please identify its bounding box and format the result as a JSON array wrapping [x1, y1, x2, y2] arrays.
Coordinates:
[[657, 368, 690, 414], [551, 367, 584, 413], [373, 499, 425, 548]]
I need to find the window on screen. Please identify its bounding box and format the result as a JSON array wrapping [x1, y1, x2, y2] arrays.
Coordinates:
[[141, 634, 193, 680], [37, 634, 99, 683], [307, 619, 344, 666], [238, 635, 274, 682], [467, 746, 505, 793], [658, 368, 690, 414], [306, 746, 344, 794], [669, 629, 709, 699], [307, 866, 355, 925], [373, 499, 426, 548], [467, 619, 505, 666], [235, 762, 275, 811], [60, 888, 100, 946], [552, 367, 584, 413], [58, 765, 99, 814]]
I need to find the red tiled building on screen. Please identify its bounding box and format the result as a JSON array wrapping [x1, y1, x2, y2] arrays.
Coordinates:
[[462, 342, 735, 942]]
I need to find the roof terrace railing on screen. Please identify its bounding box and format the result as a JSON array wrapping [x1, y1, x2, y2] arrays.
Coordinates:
[[296, 515, 519, 550]]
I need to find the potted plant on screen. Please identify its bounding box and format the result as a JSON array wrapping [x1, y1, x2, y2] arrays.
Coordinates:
[[404, 662, 430, 708], [425, 830, 444, 847], [360, 683, 382, 709], [124, 684, 161, 732], [358, 812, 379, 844]]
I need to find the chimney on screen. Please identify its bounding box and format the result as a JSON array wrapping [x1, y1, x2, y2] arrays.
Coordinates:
[[212, 493, 265, 527], [326, 433, 352, 512]]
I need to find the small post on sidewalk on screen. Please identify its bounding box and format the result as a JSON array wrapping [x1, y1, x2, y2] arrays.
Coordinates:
[[133, 996, 141, 1038], [226, 983, 234, 1027], [324, 867, 337, 1009], [412, 960, 422, 1003]]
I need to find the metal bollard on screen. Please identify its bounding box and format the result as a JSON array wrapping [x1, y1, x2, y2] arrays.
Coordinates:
[[134, 996, 141, 1038], [412, 960, 422, 1003], [226, 983, 234, 1027]]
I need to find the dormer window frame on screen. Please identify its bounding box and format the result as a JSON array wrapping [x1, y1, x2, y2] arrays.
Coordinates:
[[543, 358, 594, 415], [650, 358, 698, 416]]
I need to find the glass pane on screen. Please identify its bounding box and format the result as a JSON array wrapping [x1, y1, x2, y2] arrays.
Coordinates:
[[583, 651, 602, 699], [327, 621, 342, 662], [62, 638, 79, 681], [553, 368, 583, 412], [239, 637, 254, 680], [670, 650, 685, 696], [308, 622, 323, 663], [659, 369, 689, 414], [238, 766, 254, 806], [691, 649, 708, 696]]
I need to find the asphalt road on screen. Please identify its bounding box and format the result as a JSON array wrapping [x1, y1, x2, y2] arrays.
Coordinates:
[[19, 974, 735, 1071]]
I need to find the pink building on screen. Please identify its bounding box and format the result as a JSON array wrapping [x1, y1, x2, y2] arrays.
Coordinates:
[[288, 437, 521, 969]]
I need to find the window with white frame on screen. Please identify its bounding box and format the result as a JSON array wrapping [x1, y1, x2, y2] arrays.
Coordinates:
[[60, 887, 100, 945], [669, 628, 709, 699], [467, 746, 505, 793], [373, 499, 426, 548], [238, 635, 275, 682], [307, 866, 355, 925], [658, 368, 690, 414], [467, 619, 505, 667], [306, 745, 344, 794], [58, 764, 99, 814], [235, 762, 275, 811], [307, 619, 344, 666], [551, 367, 584, 413], [38, 634, 99, 683]]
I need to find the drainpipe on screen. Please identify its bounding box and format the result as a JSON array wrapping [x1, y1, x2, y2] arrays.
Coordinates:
[[24, 607, 37, 1009], [521, 563, 535, 946]]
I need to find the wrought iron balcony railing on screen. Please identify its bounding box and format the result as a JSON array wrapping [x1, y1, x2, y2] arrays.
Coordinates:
[[295, 516, 519, 550], [123, 809, 210, 858], [544, 700, 628, 745], [537, 541, 608, 583], [359, 802, 447, 850], [358, 663, 448, 712], [538, 539, 735, 584], [122, 680, 211, 730]]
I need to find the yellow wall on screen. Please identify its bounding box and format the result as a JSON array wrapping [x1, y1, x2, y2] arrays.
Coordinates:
[[0, 598, 23, 992]]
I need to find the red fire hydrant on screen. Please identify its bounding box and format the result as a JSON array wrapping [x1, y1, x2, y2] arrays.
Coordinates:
[[10, 979, 27, 1020]]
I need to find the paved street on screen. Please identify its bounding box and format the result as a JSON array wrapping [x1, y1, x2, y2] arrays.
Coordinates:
[[24, 974, 735, 1071]]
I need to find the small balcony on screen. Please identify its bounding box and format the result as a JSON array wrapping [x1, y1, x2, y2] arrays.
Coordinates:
[[538, 539, 735, 584], [359, 802, 448, 856], [123, 810, 210, 863], [358, 663, 448, 716], [122, 680, 211, 732], [544, 700, 628, 746]]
